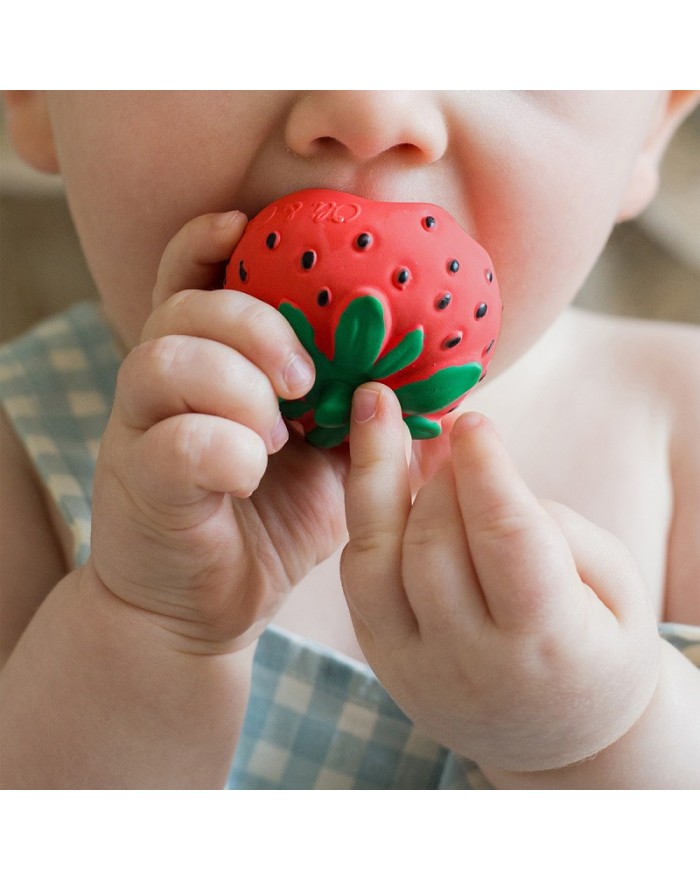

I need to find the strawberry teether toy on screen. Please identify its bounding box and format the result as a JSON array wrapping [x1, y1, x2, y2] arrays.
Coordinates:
[[224, 189, 501, 448]]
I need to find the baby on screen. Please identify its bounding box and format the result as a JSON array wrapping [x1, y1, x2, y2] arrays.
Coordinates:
[[1, 91, 698, 789]]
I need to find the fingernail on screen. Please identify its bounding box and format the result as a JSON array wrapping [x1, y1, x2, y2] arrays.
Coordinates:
[[353, 387, 380, 423], [270, 413, 289, 453], [284, 354, 315, 396], [216, 210, 242, 229], [458, 411, 484, 432]]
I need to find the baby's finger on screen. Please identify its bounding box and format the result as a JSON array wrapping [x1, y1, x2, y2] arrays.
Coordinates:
[[450, 412, 578, 631], [403, 464, 489, 636], [134, 413, 268, 508], [341, 384, 416, 648], [542, 500, 655, 625], [152, 211, 248, 307], [142, 289, 315, 402], [116, 335, 286, 455]]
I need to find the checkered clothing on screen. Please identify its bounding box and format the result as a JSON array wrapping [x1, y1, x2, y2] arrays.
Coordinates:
[[0, 303, 121, 566], [228, 624, 488, 788], [2, 303, 698, 789]]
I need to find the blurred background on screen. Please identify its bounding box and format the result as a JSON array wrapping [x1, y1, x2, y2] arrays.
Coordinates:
[[1, 99, 698, 344]]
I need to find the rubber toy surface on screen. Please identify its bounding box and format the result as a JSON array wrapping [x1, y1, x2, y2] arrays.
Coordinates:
[[225, 189, 502, 448]]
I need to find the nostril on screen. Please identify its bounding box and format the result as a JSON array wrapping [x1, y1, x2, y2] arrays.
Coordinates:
[[395, 142, 424, 159], [308, 137, 425, 162], [300, 135, 348, 158]]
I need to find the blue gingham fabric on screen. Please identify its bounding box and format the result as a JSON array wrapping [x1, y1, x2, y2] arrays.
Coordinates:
[[2, 302, 698, 789], [0, 303, 121, 566]]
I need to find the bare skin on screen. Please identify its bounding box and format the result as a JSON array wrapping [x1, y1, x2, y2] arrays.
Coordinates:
[[1, 91, 698, 788]]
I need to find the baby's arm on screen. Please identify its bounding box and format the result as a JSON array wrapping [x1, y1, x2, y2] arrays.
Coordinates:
[[342, 383, 700, 787], [0, 559, 256, 788], [0, 212, 346, 788]]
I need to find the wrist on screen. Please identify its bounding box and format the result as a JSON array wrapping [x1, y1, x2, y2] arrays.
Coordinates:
[[63, 561, 257, 692], [84, 558, 261, 658], [480, 637, 700, 788]]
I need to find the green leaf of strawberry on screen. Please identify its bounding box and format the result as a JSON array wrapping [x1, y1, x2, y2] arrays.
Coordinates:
[[306, 424, 351, 448], [403, 415, 442, 440], [333, 296, 386, 371], [372, 328, 424, 379], [395, 363, 482, 415]]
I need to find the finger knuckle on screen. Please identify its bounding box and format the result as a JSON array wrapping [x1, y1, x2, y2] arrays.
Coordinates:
[[239, 298, 283, 336], [164, 287, 200, 313], [346, 526, 393, 557], [140, 335, 189, 384], [472, 500, 542, 544], [239, 298, 301, 357], [143, 291, 201, 340], [404, 518, 448, 550], [352, 450, 395, 480]]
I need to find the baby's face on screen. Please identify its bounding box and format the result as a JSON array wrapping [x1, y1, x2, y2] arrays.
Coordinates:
[[45, 91, 662, 370]]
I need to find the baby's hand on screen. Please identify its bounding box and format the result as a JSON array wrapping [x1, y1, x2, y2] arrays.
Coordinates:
[[341, 383, 660, 771], [89, 212, 349, 653]]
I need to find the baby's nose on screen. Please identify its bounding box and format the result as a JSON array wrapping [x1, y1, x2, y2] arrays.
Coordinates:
[[284, 91, 448, 165]]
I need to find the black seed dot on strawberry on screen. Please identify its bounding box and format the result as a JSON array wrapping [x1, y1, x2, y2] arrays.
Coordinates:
[[266, 232, 280, 250], [423, 216, 436, 230], [395, 268, 410, 286], [479, 370, 487, 383], [355, 233, 372, 250], [301, 250, 316, 270], [475, 302, 488, 319], [443, 333, 463, 349], [238, 261, 248, 283], [448, 259, 459, 273], [483, 338, 495, 355], [317, 288, 331, 307], [485, 269, 494, 283], [436, 293, 452, 310]]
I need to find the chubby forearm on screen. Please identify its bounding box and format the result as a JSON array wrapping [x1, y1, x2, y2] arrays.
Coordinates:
[[481, 639, 700, 789], [0, 565, 253, 789]]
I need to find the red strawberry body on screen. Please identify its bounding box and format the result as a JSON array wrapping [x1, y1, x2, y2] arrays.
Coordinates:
[[224, 189, 501, 447]]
